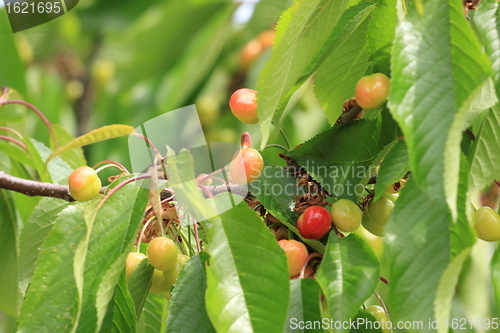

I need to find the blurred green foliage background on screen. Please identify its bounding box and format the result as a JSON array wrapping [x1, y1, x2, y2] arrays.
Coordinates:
[[0, 0, 329, 182]]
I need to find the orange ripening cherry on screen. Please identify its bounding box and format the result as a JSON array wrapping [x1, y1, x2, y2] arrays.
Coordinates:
[[229, 148, 264, 185], [354, 73, 390, 109], [278, 239, 308, 277], [68, 166, 102, 201], [229, 88, 258, 124], [297, 206, 332, 240]]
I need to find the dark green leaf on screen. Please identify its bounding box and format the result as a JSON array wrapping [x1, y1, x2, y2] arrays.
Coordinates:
[[0, 190, 22, 317], [50, 124, 87, 170], [286, 278, 322, 333], [204, 201, 289, 333], [315, 5, 373, 125], [16, 205, 88, 332], [166, 254, 215, 333], [257, 0, 351, 148], [315, 233, 379, 333], [143, 293, 166, 333], [0, 12, 27, 96], [76, 180, 149, 333], [491, 246, 500, 312], [373, 140, 410, 202], [350, 311, 382, 333], [385, 178, 450, 331], [366, 0, 397, 74], [17, 198, 69, 294], [128, 259, 154, 320]]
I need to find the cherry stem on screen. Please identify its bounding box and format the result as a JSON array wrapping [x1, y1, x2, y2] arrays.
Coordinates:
[[193, 217, 201, 253], [93, 160, 130, 174], [374, 291, 393, 333], [0, 135, 28, 151], [199, 184, 214, 198], [197, 165, 229, 184], [137, 216, 155, 253], [300, 252, 323, 279], [495, 180, 500, 188], [267, 223, 284, 229], [131, 132, 161, 157], [262, 144, 289, 152], [279, 128, 292, 150], [0, 127, 23, 140], [1, 99, 58, 148]]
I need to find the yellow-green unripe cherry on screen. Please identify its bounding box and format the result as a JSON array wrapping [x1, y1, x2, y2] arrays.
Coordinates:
[[163, 254, 190, 287], [125, 252, 146, 281], [366, 196, 394, 227], [365, 305, 391, 333], [147, 237, 178, 271], [330, 199, 362, 233], [68, 166, 102, 201], [474, 206, 500, 242]]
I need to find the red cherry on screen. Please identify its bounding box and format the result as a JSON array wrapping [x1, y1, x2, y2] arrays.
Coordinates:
[[297, 206, 332, 240], [229, 88, 258, 124]]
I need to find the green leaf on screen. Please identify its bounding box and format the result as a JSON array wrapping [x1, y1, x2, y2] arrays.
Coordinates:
[[16, 205, 88, 333], [472, 0, 500, 95], [166, 253, 215, 333], [434, 248, 471, 333], [468, 106, 500, 192], [388, 0, 491, 200], [143, 293, 166, 333], [24, 138, 73, 184], [0, 10, 27, 96], [385, 178, 450, 332], [204, 201, 290, 333], [99, 271, 137, 333], [315, 233, 379, 333], [249, 162, 325, 253], [257, 0, 351, 148], [46, 124, 135, 164], [17, 198, 69, 294], [314, 4, 373, 125], [0, 190, 22, 317], [128, 259, 154, 320], [76, 180, 149, 333], [50, 124, 87, 170], [450, 154, 475, 257], [285, 119, 384, 201], [366, 0, 397, 74], [373, 139, 409, 201], [491, 246, 500, 311], [286, 278, 322, 333], [0, 141, 33, 168]]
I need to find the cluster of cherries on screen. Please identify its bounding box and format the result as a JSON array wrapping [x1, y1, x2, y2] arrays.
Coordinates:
[[126, 237, 189, 297]]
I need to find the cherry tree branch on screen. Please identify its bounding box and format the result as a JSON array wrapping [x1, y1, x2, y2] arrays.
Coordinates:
[[0, 171, 248, 202]]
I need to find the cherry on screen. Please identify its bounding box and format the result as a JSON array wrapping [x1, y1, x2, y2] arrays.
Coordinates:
[[146, 236, 178, 271], [366, 196, 394, 228], [229, 88, 258, 124], [229, 148, 264, 185], [297, 206, 332, 239], [163, 254, 190, 287], [361, 212, 385, 237], [149, 268, 170, 294], [68, 166, 102, 201], [354, 73, 390, 109], [330, 199, 362, 233], [277, 239, 308, 277], [125, 252, 146, 281], [364, 305, 390, 333], [474, 206, 500, 242]]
